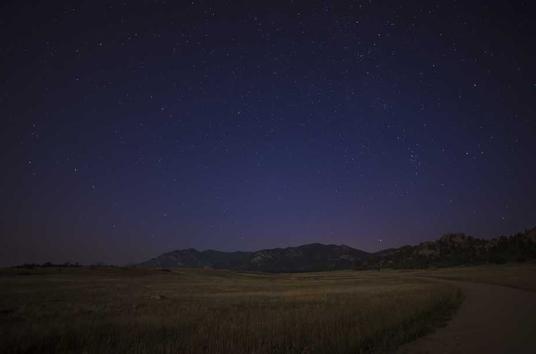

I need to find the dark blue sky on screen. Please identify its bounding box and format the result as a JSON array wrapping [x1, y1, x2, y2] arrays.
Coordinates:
[[1, 1, 535, 266]]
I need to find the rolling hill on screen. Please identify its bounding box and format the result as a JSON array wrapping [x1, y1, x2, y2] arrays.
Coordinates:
[[138, 243, 369, 272], [364, 227, 536, 269], [139, 227, 536, 272]]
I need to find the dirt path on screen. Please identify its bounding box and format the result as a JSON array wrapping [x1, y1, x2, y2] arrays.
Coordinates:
[[398, 278, 536, 354]]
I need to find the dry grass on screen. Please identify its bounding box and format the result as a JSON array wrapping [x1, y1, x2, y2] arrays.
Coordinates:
[[407, 263, 536, 291], [0, 267, 461, 354]]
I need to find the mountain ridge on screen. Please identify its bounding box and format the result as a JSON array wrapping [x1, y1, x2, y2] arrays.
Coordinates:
[[139, 227, 536, 272], [139, 243, 369, 272]]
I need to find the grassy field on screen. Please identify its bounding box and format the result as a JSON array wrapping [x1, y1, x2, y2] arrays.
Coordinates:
[[0, 267, 463, 354], [408, 263, 536, 291]]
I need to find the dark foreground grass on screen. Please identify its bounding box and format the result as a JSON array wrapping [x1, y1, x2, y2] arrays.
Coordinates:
[[0, 267, 461, 354]]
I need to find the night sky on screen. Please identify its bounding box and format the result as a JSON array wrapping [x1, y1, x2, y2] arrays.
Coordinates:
[[1, 1, 535, 266]]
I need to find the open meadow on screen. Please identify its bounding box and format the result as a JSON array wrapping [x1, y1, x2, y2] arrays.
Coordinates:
[[0, 267, 463, 354], [408, 263, 536, 291], [2, 264, 536, 354]]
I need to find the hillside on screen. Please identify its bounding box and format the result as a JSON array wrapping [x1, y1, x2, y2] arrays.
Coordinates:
[[360, 227, 536, 269], [139, 227, 536, 272], [139, 243, 370, 272]]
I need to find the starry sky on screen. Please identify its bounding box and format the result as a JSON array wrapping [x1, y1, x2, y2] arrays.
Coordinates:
[[1, 1, 535, 266]]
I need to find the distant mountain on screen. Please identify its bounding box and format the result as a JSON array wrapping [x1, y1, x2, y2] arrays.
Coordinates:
[[138, 243, 370, 272], [358, 227, 536, 269], [139, 227, 536, 272]]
